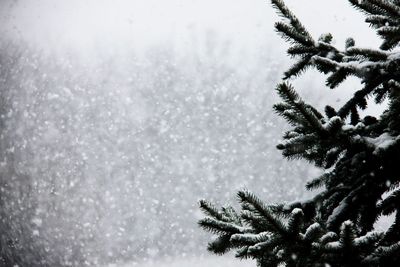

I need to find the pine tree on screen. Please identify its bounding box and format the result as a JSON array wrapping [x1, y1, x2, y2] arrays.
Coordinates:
[[199, 0, 400, 266]]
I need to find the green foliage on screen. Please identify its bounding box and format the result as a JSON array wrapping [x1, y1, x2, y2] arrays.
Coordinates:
[[199, 0, 400, 266]]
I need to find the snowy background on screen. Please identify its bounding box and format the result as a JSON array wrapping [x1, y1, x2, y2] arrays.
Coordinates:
[[0, 0, 381, 266]]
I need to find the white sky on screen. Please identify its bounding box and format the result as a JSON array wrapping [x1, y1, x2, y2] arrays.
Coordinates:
[[2, 0, 380, 51], [0, 0, 385, 115]]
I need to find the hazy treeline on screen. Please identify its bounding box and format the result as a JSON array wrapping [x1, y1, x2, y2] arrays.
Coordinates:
[[0, 33, 318, 266]]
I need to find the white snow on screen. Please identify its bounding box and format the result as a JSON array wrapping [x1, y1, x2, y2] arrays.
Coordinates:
[[365, 132, 399, 153]]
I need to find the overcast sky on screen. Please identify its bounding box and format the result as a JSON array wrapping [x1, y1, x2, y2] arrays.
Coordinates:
[[2, 0, 380, 52], [0, 0, 385, 117]]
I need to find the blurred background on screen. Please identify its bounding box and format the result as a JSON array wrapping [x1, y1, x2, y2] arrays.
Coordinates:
[[0, 0, 380, 266]]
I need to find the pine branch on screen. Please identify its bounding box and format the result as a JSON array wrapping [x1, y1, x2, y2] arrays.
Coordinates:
[[238, 191, 287, 235], [199, 0, 400, 265], [368, 0, 400, 18], [199, 200, 225, 221], [275, 83, 325, 133], [198, 217, 245, 235], [271, 0, 313, 42]]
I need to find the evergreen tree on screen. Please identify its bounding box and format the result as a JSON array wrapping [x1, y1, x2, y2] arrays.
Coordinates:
[[199, 0, 400, 266]]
